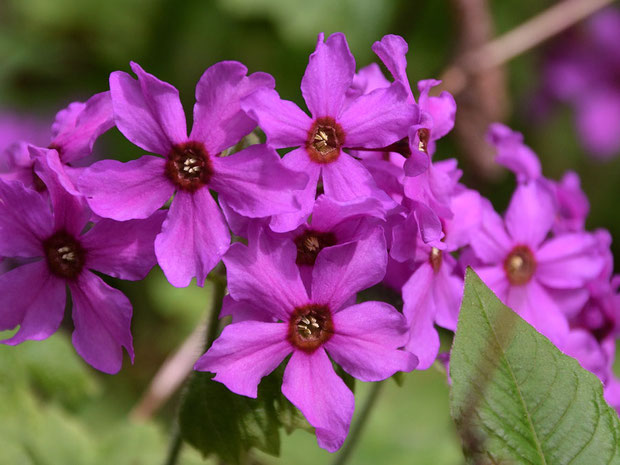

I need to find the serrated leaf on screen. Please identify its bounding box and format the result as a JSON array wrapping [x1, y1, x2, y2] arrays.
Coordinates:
[[450, 269, 620, 465], [179, 369, 284, 464]]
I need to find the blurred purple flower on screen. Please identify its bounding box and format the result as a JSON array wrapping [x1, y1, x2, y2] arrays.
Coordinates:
[[0, 92, 113, 190], [537, 8, 620, 159]]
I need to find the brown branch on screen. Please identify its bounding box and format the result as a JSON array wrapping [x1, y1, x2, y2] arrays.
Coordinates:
[[448, 0, 508, 180], [441, 0, 615, 95], [130, 322, 206, 422]]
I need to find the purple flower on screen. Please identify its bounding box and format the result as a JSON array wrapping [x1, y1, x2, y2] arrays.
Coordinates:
[[486, 123, 541, 183], [470, 182, 604, 346], [78, 61, 307, 287], [0, 92, 113, 191], [194, 227, 417, 452], [279, 195, 385, 290], [0, 154, 163, 373], [537, 8, 620, 159], [397, 188, 481, 368], [371, 34, 456, 175], [242, 32, 415, 232], [486, 123, 590, 234]]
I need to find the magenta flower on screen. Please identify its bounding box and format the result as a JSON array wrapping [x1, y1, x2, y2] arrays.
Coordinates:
[[371, 34, 456, 175], [398, 188, 481, 368], [277, 195, 385, 290], [78, 61, 307, 287], [242, 32, 415, 232], [470, 182, 604, 346], [0, 109, 49, 153], [0, 92, 113, 190], [194, 227, 417, 452], [486, 123, 541, 183], [0, 154, 163, 373], [537, 8, 620, 159], [486, 123, 590, 234]]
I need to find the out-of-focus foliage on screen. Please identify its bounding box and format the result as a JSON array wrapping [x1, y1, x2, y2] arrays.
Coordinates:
[[0, 331, 207, 464]]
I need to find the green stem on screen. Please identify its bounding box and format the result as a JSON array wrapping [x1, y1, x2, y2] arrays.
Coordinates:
[[331, 381, 385, 465], [163, 422, 183, 465], [163, 270, 228, 465]]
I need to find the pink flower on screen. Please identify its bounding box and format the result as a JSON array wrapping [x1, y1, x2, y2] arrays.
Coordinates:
[[0, 153, 163, 373], [470, 182, 604, 346], [195, 227, 417, 452], [78, 61, 307, 287], [242, 32, 416, 232]]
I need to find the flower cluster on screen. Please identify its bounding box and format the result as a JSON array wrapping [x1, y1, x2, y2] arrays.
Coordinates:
[[468, 123, 620, 410], [0, 31, 618, 452], [535, 7, 620, 159]]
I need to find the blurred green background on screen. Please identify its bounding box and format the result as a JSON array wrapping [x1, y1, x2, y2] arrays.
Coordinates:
[[1, 0, 619, 464]]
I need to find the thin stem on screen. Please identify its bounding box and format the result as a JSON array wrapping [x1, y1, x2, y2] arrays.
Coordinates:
[[331, 381, 385, 465], [205, 273, 227, 351], [163, 422, 183, 465], [162, 271, 228, 465]]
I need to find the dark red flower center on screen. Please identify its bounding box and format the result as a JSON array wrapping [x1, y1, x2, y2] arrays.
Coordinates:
[[165, 141, 213, 192], [503, 245, 537, 285], [43, 231, 85, 279], [306, 117, 345, 164], [430, 247, 442, 273], [417, 128, 430, 154], [294, 230, 337, 266], [288, 304, 334, 353]]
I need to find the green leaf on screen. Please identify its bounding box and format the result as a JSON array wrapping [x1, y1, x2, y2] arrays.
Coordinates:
[[450, 269, 620, 465], [179, 368, 290, 464]]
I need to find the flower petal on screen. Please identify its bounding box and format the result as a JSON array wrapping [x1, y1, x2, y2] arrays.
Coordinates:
[[223, 226, 308, 320], [81, 212, 165, 281], [190, 61, 275, 153], [269, 147, 320, 233], [194, 321, 291, 398], [418, 80, 456, 140], [486, 123, 541, 183], [109, 69, 175, 155], [301, 33, 355, 118], [402, 263, 439, 369], [69, 271, 134, 374], [340, 82, 415, 148], [281, 348, 354, 452], [506, 281, 569, 347], [129, 62, 187, 145], [210, 144, 308, 218], [51, 91, 114, 163], [310, 195, 385, 233], [433, 258, 464, 332], [536, 233, 603, 288], [470, 198, 512, 264], [0, 178, 53, 257], [321, 152, 384, 202], [372, 35, 412, 100], [475, 265, 510, 302], [240, 88, 311, 148], [0, 261, 65, 343], [34, 148, 89, 236], [311, 228, 386, 311], [326, 301, 417, 381], [79, 155, 173, 221], [505, 182, 555, 248], [155, 188, 230, 287]]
